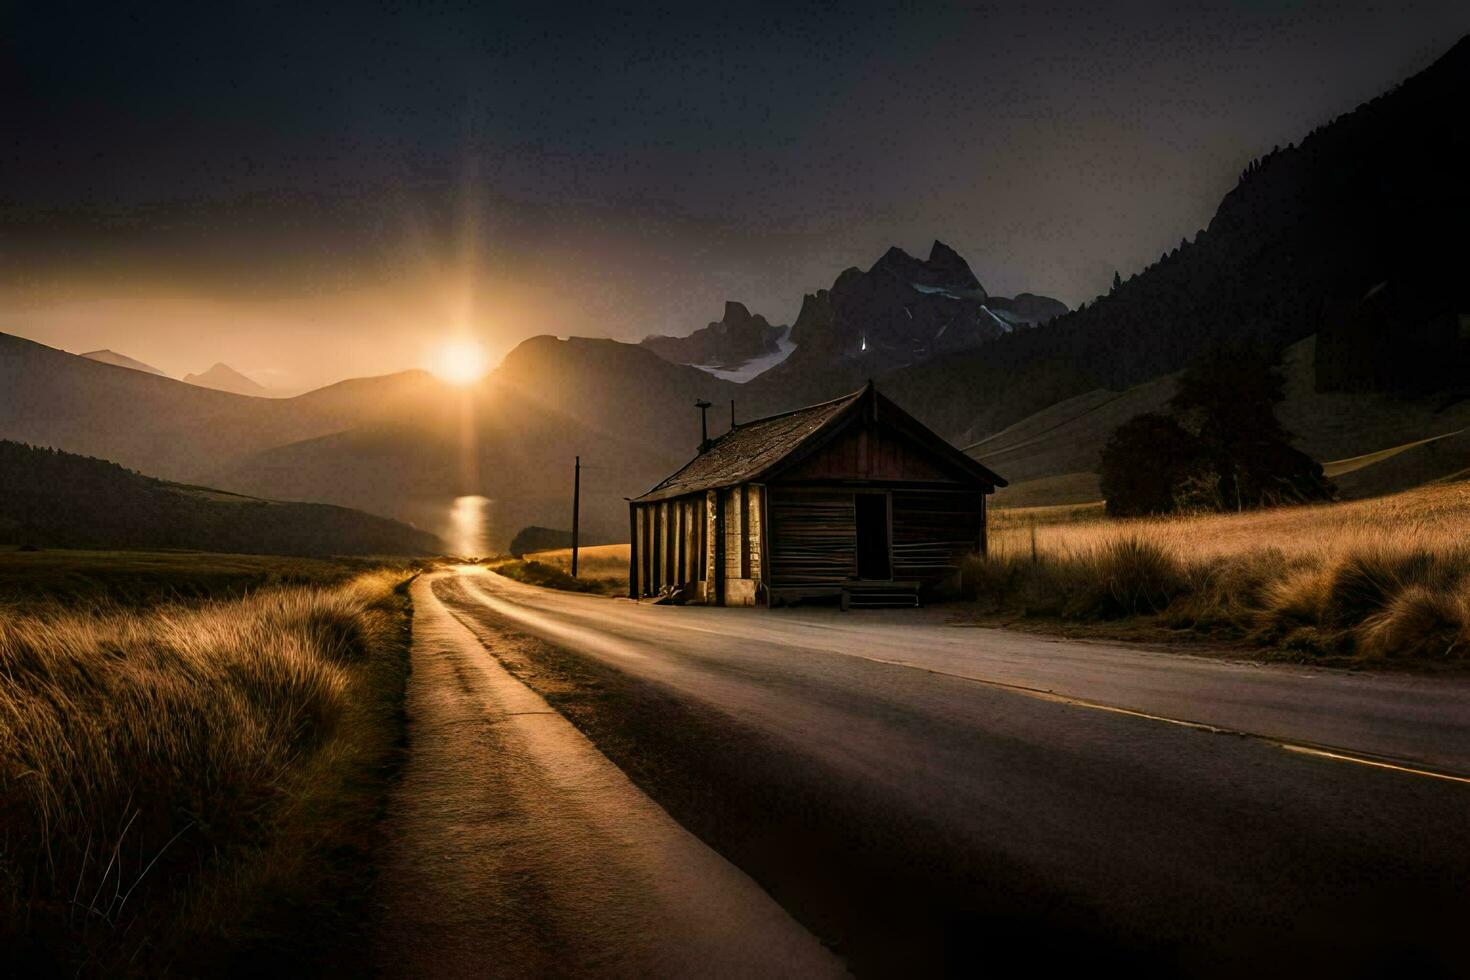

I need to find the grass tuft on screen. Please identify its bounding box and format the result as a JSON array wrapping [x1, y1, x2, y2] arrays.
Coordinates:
[[1358, 586, 1470, 661]]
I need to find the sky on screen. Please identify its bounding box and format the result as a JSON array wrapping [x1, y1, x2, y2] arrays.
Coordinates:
[[2, 1, 1465, 390]]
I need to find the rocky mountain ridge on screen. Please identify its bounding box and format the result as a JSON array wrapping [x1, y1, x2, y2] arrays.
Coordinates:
[[641, 301, 787, 372]]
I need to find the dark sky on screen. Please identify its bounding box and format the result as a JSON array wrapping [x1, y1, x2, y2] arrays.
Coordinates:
[[2, 1, 1465, 388]]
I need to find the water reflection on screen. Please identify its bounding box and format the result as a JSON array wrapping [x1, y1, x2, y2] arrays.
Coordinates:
[[448, 495, 491, 557]]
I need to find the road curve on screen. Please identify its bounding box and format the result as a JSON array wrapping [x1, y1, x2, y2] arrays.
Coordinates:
[[453, 566, 1470, 776], [371, 573, 845, 979], [432, 565, 1470, 976]]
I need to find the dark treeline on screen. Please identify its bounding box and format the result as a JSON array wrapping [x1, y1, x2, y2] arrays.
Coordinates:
[[0, 441, 440, 556]]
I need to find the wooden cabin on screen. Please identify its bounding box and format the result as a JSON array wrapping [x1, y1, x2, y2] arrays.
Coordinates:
[[627, 382, 1006, 608]]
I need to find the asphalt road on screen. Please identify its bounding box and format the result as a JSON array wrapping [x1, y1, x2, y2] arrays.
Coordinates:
[[373, 575, 843, 978], [427, 566, 1470, 977]]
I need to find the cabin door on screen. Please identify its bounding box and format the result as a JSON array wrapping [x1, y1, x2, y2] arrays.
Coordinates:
[[854, 492, 891, 580]]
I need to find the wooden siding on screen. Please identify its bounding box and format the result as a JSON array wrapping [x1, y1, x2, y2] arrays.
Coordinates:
[[768, 488, 856, 587], [723, 487, 743, 583], [777, 424, 960, 484], [631, 496, 711, 598], [747, 484, 762, 581], [891, 489, 985, 585], [704, 490, 718, 584]]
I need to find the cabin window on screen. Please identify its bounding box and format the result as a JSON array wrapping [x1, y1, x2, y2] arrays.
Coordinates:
[[854, 492, 892, 580]]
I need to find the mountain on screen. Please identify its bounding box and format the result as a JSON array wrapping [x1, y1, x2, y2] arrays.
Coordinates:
[[743, 240, 1067, 402], [7, 36, 1465, 551], [80, 349, 168, 377], [184, 362, 270, 396], [641, 301, 789, 379], [0, 331, 443, 483], [0, 329, 709, 551], [646, 241, 1066, 396], [883, 34, 1470, 450], [0, 440, 440, 556], [214, 337, 739, 550]]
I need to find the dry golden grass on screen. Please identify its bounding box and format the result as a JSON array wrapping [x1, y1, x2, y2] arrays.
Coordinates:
[[516, 544, 630, 595], [0, 569, 412, 973], [991, 480, 1470, 563], [970, 481, 1470, 660]]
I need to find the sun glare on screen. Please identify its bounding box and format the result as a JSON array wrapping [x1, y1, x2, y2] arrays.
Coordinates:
[[432, 338, 488, 385]]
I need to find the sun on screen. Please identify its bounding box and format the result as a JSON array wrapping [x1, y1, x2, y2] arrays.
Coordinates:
[[431, 338, 489, 386]]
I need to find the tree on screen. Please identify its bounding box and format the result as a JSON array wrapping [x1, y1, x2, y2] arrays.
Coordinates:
[[1102, 341, 1335, 516], [1099, 413, 1207, 516], [1169, 340, 1335, 508], [1111, 271, 1122, 294]]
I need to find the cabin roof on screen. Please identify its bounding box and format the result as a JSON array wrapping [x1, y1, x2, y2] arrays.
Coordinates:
[[630, 382, 1005, 503]]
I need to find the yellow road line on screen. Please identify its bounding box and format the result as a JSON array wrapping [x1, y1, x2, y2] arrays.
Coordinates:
[[1278, 745, 1470, 786], [862, 657, 1470, 786]]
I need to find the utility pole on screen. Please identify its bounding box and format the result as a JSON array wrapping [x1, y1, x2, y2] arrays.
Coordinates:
[[571, 455, 581, 577]]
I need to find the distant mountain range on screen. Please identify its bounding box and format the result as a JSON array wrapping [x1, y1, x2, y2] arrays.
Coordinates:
[[184, 362, 270, 396], [80, 348, 285, 397], [747, 240, 1068, 399], [2, 35, 1466, 545], [0, 440, 440, 555], [640, 242, 1068, 389], [641, 301, 788, 378]]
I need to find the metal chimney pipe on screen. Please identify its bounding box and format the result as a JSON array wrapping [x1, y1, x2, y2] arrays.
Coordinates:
[[695, 400, 712, 451]]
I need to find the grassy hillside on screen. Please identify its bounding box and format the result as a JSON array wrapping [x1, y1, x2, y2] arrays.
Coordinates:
[[0, 441, 441, 556], [0, 549, 393, 609], [978, 336, 1470, 507]]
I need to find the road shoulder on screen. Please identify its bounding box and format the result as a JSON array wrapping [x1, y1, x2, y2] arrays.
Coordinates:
[[370, 572, 843, 978]]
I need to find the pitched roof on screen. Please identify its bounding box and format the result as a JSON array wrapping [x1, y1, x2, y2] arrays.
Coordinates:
[[631, 383, 1004, 502]]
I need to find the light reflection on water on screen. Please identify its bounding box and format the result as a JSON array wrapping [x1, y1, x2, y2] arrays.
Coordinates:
[[448, 495, 492, 557]]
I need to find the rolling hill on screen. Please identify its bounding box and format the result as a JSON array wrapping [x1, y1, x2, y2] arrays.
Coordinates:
[[0, 330, 720, 551], [0, 440, 441, 556], [214, 337, 735, 549], [976, 336, 1470, 507], [80, 349, 168, 376], [0, 331, 443, 483]]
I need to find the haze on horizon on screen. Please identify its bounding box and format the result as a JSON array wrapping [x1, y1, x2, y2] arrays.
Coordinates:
[[3, 1, 1465, 391]]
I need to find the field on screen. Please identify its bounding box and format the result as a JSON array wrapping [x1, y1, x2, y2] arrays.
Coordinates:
[[976, 480, 1470, 660], [0, 550, 417, 974], [0, 547, 382, 609], [498, 544, 629, 596]]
